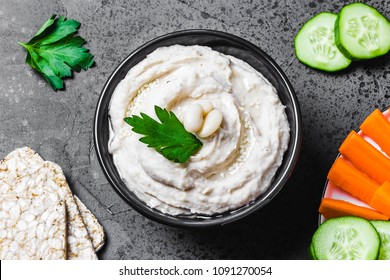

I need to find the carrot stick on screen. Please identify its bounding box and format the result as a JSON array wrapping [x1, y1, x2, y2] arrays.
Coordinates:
[[319, 198, 389, 221], [370, 181, 390, 217], [339, 130, 390, 185], [360, 109, 390, 158], [327, 157, 379, 204]]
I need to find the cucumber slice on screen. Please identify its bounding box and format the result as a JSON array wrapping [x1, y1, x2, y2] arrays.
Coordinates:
[[294, 12, 351, 72], [312, 216, 380, 260], [309, 242, 317, 260], [370, 221, 390, 260], [335, 3, 390, 60]]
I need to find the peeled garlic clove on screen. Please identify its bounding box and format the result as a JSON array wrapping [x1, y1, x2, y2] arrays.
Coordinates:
[[198, 109, 223, 138], [200, 101, 213, 115], [183, 104, 203, 133]]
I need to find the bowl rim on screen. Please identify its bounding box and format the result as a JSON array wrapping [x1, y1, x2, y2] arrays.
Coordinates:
[[93, 29, 302, 228]]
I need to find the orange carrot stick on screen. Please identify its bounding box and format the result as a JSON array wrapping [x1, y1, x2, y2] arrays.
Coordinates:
[[370, 181, 390, 217], [360, 109, 390, 158], [319, 198, 389, 221], [327, 157, 379, 204], [339, 130, 390, 185]]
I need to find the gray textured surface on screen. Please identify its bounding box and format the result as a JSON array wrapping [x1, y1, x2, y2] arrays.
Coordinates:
[[0, 0, 389, 259]]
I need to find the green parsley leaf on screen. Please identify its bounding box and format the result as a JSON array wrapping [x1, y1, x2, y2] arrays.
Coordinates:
[[18, 15, 94, 90], [124, 106, 203, 163]]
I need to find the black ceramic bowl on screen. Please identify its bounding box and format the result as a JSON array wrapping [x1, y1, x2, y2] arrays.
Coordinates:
[[94, 29, 301, 228]]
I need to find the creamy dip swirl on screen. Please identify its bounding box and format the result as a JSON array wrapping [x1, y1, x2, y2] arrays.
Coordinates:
[[108, 45, 290, 215]]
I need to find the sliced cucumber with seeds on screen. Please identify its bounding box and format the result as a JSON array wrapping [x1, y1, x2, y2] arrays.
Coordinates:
[[309, 242, 317, 260], [335, 2, 390, 60], [370, 221, 390, 260], [294, 12, 351, 72], [311, 216, 380, 260]]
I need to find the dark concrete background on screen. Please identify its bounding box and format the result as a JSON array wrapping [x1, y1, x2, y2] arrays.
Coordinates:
[[0, 0, 389, 259]]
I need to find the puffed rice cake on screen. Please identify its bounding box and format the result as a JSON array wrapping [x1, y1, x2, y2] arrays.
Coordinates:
[[0, 147, 98, 259], [74, 195, 106, 252], [0, 193, 67, 260]]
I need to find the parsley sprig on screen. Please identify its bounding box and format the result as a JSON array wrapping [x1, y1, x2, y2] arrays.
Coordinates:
[[124, 106, 203, 163], [19, 15, 94, 90]]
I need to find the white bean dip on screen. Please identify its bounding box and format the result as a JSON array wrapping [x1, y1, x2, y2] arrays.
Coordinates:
[[108, 45, 290, 215]]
